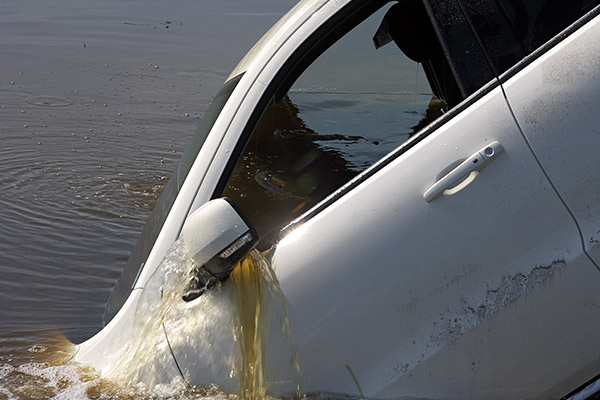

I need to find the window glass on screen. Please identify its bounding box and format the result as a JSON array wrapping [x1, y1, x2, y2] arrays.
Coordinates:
[[177, 75, 243, 189], [222, 2, 451, 248], [498, 0, 598, 52], [472, 0, 600, 74], [505, 0, 598, 52]]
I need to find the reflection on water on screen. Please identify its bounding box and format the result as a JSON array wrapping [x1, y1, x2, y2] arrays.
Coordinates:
[[223, 96, 356, 246], [221, 3, 443, 249], [223, 91, 442, 248]]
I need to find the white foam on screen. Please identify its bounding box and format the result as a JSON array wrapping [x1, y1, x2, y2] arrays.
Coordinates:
[[93, 238, 302, 397], [0, 363, 15, 379], [2, 359, 234, 399]]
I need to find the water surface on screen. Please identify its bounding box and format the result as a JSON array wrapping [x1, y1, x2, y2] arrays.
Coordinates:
[[0, 0, 295, 397]]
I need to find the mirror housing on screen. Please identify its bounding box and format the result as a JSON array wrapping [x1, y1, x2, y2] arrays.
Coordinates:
[[181, 198, 259, 301]]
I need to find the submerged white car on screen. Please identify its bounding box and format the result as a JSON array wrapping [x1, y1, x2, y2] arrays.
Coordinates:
[[74, 0, 600, 398]]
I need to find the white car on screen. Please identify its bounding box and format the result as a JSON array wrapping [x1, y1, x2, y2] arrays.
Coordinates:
[[74, 0, 600, 398]]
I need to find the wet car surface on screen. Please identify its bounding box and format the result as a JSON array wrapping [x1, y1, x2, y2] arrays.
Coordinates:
[[76, 0, 600, 399]]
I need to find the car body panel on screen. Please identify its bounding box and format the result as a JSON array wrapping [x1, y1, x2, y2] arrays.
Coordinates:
[[502, 12, 600, 267], [74, 0, 600, 398], [271, 84, 600, 398]]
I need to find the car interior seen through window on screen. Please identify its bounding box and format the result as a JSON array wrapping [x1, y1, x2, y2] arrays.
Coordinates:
[[222, 1, 465, 247], [464, 0, 600, 75], [497, 0, 598, 54]]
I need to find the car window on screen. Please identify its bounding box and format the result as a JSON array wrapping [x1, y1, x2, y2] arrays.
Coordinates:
[[462, 0, 600, 75], [222, 1, 462, 248], [498, 0, 598, 52]]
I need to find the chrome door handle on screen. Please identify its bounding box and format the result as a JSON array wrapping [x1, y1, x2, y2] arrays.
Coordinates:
[[423, 141, 504, 202]]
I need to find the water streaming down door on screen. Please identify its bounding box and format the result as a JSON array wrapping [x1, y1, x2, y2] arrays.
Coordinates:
[[98, 237, 302, 398]]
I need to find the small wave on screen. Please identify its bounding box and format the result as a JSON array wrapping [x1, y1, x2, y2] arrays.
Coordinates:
[[1, 359, 234, 400], [25, 96, 73, 108]]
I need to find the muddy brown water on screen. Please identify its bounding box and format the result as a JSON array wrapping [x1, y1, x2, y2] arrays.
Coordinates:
[[0, 0, 295, 398]]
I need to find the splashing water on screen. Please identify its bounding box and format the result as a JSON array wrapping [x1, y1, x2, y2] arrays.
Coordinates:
[[97, 239, 303, 398], [0, 334, 231, 400], [0, 239, 302, 399]]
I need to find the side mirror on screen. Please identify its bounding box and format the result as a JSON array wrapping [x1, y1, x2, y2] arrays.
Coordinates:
[[181, 198, 259, 301]]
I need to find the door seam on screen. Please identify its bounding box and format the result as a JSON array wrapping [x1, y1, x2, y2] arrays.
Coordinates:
[[500, 85, 600, 273]]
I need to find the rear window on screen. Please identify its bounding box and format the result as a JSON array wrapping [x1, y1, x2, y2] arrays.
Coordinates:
[[497, 0, 598, 54], [463, 0, 600, 75]]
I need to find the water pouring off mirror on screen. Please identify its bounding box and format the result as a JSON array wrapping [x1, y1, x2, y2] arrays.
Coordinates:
[[73, 199, 301, 398], [180, 198, 259, 302]]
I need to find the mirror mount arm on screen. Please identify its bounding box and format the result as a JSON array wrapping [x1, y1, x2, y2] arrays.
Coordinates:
[[180, 198, 259, 302]]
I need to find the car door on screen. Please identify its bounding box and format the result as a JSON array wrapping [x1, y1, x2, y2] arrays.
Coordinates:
[[251, 3, 600, 400], [270, 86, 600, 399], [116, 0, 600, 397], [497, 4, 600, 266]]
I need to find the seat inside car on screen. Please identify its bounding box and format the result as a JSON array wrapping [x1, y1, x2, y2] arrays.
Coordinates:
[[381, 0, 463, 108]]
